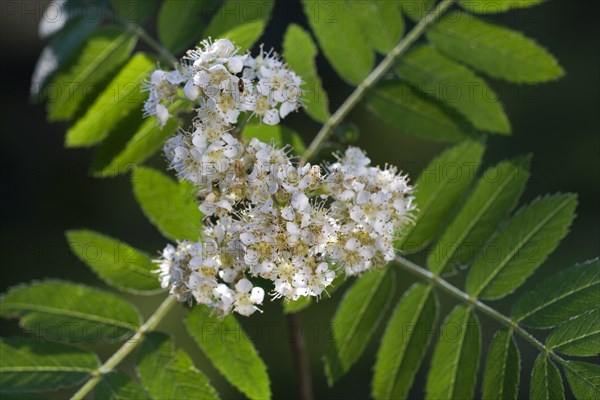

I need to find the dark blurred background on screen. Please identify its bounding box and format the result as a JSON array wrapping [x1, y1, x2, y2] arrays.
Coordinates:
[[1, 0, 598, 399]]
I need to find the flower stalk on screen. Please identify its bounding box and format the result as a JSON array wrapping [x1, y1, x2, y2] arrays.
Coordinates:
[[393, 255, 570, 367]]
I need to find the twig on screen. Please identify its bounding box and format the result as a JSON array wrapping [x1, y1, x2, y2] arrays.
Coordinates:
[[302, 0, 456, 161], [287, 312, 314, 400], [70, 296, 178, 400], [394, 255, 570, 367]]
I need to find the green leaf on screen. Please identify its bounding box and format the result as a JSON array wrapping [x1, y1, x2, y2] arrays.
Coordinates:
[[367, 81, 475, 142], [31, 15, 99, 101], [428, 157, 530, 275], [401, 0, 435, 21], [425, 305, 481, 400], [530, 354, 565, 400], [137, 332, 219, 400], [324, 267, 396, 385], [372, 283, 438, 400], [399, 140, 485, 253], [204, 0, 274, 50], [186, 307, 270, 400], [546, 309, 600, 357], [132, 167, 202, 241], [157, 0, 217, 54], [481, 330, 520, 400], [459, 0, 545, 14], [466, 193, 577, 299], [0, 280, 141, 343], [95, 371, 149, 400], [66, 229, 162, 295], [283, 24, 330, 123], [345, 0, 404, 54], [302, 0, 374, 85], [65, 53, 155, 147], [563, 361, 600, 400], [242, 124, 306, 155], [112, 0, 157, 25], [0, 393, 45, 400], [396, 45, 510, 133], [511, 258, 600, 329], [0, 337, 99, 393], [47, 26, 136, 121], [427, 11, 564, 83], [92, 101, 182, 177]]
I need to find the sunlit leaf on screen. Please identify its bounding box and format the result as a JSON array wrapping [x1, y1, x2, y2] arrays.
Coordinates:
[[459, 0, 545, 14], [66, 229, 162, 295], [132, 167, 202, 241], [511, 258, 600, 329], [204, 0, 274, 50], [302, 0, 373, 84], [186, 307, 270, 399], [91, 101, 183, 177], [65, 53, 155, 147], [346, 0, 404, 54], [399, 140, 485, 253], [137, 332, 219, 400], [372, 283, 438, 400], [157, 0, 218, 54], [427, 11, 564, 83], [0, 337, 99, 393], [324, 267, 396, 384], [400, 0, 435, 21], [546, 309, 600, 357], [283, 24, 330, 123], [95, 371, 149, 400], [428, 157, 530, 275], [396, 45, 510, 133], [47, 26, 136, 121], [425, 305, 481, 400], [0, 281, 141, 343], [466, 194, 577, 299]]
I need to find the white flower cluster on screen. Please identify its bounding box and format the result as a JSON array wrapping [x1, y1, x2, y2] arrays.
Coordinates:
[[148, 39, 415, 317], [143, 38, 302, 129]]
